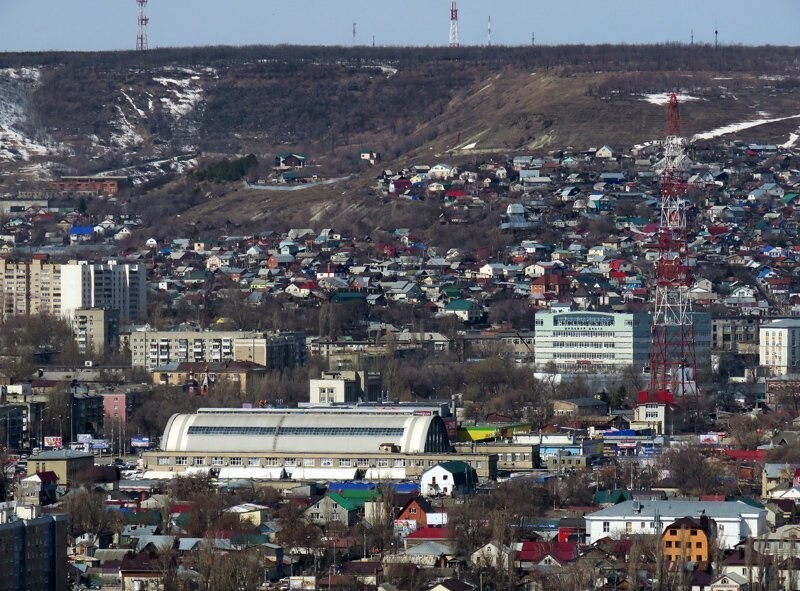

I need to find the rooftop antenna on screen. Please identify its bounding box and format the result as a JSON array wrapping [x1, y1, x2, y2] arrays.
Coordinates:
[[136, 0, 149, 51], [372, 35, 375, 48], [690, 29, 694, 46], [352, 22, 357, 46], [487, 16, 492, 47], [531, 32, 535, 46], [714, 27, 718, 49], [449, 1, 460, 47]]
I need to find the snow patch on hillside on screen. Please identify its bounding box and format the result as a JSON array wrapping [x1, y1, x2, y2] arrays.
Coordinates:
[[693, 113, 800, 141], [781, 128, 800, 149], [641, 93, 703, 105], [121, 89, 146, 119], [153, 76, 203, 118], [0, 67, 62, 161], [109, 105, 144, 148]]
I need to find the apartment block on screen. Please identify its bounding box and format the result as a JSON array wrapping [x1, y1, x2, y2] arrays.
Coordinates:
[[0, 257, 61, 318], [0, 503, 67, 591], [760, 319, 800, 375], [60, 260, 146, 323], [71, 308, 119, 356], [126, 329, 306, 369]]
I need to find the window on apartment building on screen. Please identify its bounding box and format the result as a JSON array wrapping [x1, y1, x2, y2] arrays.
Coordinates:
[[339, 459, 351, 467], [320, 458, 334, 467], [229, 457, 242, 466], [303, 458, 315, 467], [157, 457, 170, 465], [175, 457, 188, 466], [377, 459, 389, 467], [248, 458, 261, 467], [603, 522, 610, 532], [193, 457, 205, 466], [211, 457, 225, 466], [666, 541, 673, 548]]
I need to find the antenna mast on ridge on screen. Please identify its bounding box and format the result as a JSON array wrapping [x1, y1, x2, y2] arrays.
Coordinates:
[[136, 0, 149, 51], [449, 2, 460, 47]]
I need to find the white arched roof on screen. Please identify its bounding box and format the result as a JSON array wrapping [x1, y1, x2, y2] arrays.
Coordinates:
[[160, 408, 450, 455]]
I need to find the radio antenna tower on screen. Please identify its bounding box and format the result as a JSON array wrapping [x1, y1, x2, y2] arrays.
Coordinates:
[[449, 2, 460, 47], [352, 22, 357, 46], [487, 16, 492, 46], [136, 0, 149, 51], [640, 93, 698, 410]]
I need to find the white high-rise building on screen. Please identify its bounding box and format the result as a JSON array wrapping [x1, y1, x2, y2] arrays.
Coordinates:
[[60, 260, 146, 323], [759, 319, 800, 375]]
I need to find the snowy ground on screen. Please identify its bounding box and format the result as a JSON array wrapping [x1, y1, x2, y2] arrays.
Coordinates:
[[781, 128, 800, 149], [0, 67, 55, 162], [692, 113, 800, 141], [153, 76, 204, 118], [641, 93, 704, 106]]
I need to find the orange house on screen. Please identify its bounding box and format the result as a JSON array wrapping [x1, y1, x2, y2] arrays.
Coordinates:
[[661, 516, 715, 563]]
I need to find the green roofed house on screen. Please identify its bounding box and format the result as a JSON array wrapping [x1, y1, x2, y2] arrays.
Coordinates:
[[331, 292, 367, 304], [420, 461, 478, 498], [783, 192, 799, 206], [306, 492, 362, 527], [442, 299, 482, 323], [275, 152, 307, 170], [593, 489, 632, 507]]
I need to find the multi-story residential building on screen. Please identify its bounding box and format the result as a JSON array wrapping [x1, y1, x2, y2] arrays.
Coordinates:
[[712, 316, 760, 354], [0, 405, 25, 450], [125, 329, 305, 369], [71, 308, 119, 356], [760, 319, 800, 375], [71, 392, 104, 440], [0, 258, 145, 326], [0, 256, 62, 318], [0, 503, 67, 591], [60, 260, 146, 323], [661, 516, 715, 563], [534, 311, 651, 372]]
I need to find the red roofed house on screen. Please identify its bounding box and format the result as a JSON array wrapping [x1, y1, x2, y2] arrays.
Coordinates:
[[403, 527, 453, 550], [516, 541, 578, 568]]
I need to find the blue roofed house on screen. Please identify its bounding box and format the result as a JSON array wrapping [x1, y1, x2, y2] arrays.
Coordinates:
[[70, 225, 95, 244]]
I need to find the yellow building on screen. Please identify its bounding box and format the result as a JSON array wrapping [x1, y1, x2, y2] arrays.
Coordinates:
[[26, 450, 94, 486], [151, 361, 268, 394], [224, 503, 270, 527], [662, 516, 714, 563], [0, 257, 62, 318]]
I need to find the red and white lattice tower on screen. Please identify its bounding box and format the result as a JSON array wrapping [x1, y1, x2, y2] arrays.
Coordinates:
[[449, 2, 460, 47], [640, 93, 698, 407], [136, 0, 149, 51]]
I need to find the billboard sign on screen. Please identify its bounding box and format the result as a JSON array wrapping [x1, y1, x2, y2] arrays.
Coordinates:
[[393, 519, 418, 538], [699, 433, 720, 445], [43, 436, 62, 448], [130, 436, 151, 448], [91, 439, 109, 450], [77, 434, 93, 444], [289, 577, 316, 590]]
